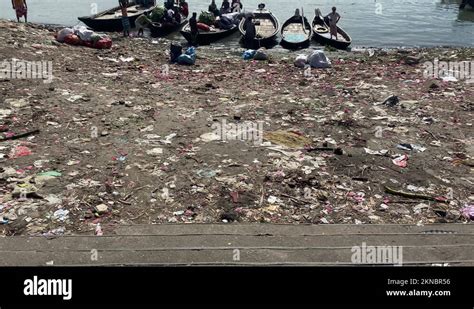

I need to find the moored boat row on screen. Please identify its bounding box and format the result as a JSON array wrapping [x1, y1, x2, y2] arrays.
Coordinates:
[[77, 2, 352, 50]]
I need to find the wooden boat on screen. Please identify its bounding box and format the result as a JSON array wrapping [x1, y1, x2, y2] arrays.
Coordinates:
[[149, 14, 187, 37], [280, 13, 312, 49], [239, 5, 279, 48], [460, 0, 474, 9], [180, 23, 239, 45], [78, 2, 155, 32], [311, 9, 352, 50]]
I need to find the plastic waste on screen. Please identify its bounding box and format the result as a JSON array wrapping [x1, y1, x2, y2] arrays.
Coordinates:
[[37, 171, 62, 177], [243, 49, 256, 60], [308, 50, 331, 68], [294, 54, 307, 68], [9, 146, 32, 158], [177, 47, 196, 65], [397, 143, 426, 152], [392, 155, 409, 168], [461, 205, 474, 220], [253, 48, 268, 61]]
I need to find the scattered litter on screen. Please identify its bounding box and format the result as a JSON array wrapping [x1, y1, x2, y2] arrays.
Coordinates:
[[392, 155, 408, 168], [119, 56, 135, 62], [6, 98, 29, 108], [264, 130, 311, 148], [380, 95, 399, 107], [52, 209, 69, 222], [9, 146, 32, 158], [95, 223, 103, 236], [397, 143, 426, 152], [197, 169, 217, 178], [95, 204, 108, 214], [200, 132, 221, 142], [38, 171, 62, 177], [461, 205, 474, 220], [146, 148, 163, 156], [364, 148, 389, 156]]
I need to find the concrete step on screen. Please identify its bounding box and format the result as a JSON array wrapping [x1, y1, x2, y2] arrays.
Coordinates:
[[111, 223, 474, 236], [1, 224, 473, 266]]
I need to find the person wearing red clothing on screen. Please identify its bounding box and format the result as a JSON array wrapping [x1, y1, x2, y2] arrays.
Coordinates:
[[179, 0, 189, 17]]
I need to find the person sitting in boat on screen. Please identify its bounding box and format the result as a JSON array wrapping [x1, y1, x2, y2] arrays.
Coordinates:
[[209, 0, 220, 16], [136, 0, 153, 6], [179, 0, 189, 17], [325, 7, 341, 40], [220, 0, 231, 14], [173, 6, 182, 24], [164, 0, 174, 10], [231, 0, 242, 13], [119, 0, 131, 37], [164, 7, 175, 23]]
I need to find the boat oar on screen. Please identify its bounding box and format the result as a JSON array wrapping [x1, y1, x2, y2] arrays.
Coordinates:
[[301, 7, 307, 34]]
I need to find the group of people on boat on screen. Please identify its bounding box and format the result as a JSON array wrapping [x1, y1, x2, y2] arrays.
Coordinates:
[[208, 0, 242, 16], [164, 0, 189, 16], [185, 0, 242, 46]]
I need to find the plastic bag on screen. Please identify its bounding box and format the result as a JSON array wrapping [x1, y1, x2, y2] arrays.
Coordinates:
[[177, 54, 195, 65], [308, 50, 331, 68], [294, 54, 307, 68], [253, 48, 268, 61], [185, 46, 196, 56], [243, 49, 256, 60]]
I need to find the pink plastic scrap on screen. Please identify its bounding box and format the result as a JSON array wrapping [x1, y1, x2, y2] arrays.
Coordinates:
[[95, 223, 103, 236], [461, 205, 474, 220], [392, 154, 408, 168], [9, 145, 32, 158]]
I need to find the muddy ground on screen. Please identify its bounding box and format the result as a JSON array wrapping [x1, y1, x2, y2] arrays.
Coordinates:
[[0, 20, 473, 236]]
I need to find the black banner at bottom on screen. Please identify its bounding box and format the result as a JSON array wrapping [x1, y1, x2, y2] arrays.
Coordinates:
[[0, 267, 471, 306]]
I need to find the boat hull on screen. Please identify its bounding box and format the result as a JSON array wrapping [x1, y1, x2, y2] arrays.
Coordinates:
[[181, 24, 239, 45], [149, 18, 187, 37], [460, 0, 474, 9], [311, 12, 352, 50], [78, 3, 155, 32], [239, 10, 280, 48], [280, 15, 312, 50]]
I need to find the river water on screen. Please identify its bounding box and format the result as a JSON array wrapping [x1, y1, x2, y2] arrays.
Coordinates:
[[1, 0, 473, 47]]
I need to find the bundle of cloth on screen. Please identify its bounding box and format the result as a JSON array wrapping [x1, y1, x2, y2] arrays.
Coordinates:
[[56, 26, 112, 49], [215, 12, 240, 29]]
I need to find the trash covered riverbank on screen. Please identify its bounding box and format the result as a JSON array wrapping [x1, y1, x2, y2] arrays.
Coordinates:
[[0, 20, 473, 236]]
